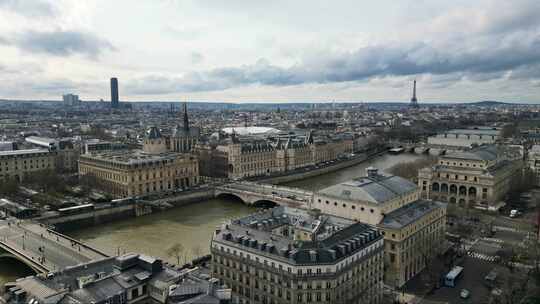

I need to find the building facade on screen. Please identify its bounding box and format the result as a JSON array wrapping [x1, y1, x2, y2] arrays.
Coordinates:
[[80, 127, 198, 198], [211, 206, 384, 304], [528, 145, 540, 187], [312, 168, 446, 287], [25, 136, 80, 172], [62, 93, 80, 106], [79, 105, 201, 198], [418, 145, 523, 210], [0, 149, 56, 182], [198, 131, 354, 180]]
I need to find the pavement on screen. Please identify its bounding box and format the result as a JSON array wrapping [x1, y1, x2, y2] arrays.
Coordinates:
[[0, 218, 105, 272], [405, 256, 498, 304]]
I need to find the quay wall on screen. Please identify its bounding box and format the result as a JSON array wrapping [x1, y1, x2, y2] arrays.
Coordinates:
[[37, 150, 387, 232], [38, 188, 215, 232], [257, 151, 385, 184], [147, 188, 215, 207], [40, 204, 136, 232]]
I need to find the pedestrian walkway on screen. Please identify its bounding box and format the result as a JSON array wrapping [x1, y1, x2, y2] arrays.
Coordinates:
[[493, 225, 529, 234], [482, 237, 504, 244], [467, 251, 499, 263]]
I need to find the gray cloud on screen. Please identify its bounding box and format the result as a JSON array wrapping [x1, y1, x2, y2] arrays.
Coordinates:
[[122, 0, 540, 95], [190, 52, 204, 64], [127, 28, 540, 94], [0, 0, 56, 17], [0, 30, 114, 58]]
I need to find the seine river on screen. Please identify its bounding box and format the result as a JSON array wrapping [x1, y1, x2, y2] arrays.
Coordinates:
[[0, 153, 423, 285]]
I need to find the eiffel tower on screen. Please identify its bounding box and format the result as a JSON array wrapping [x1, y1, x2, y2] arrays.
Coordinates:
[[410, 80, 419, 109]]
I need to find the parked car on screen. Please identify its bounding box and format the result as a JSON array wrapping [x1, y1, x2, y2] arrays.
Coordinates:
[[460, 289, 471, 299]]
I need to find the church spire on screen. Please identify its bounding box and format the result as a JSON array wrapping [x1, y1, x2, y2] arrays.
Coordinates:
[[183, 102, 190, 131]]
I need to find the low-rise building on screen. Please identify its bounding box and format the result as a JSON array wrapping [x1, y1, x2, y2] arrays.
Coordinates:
[[418, 145, 523, 210], [0, 149, 56, 182], [211, 206, 384, 304], [79, 127, 199, 198], [198, 131, 354, 180], [313, 168, 446, 287], [25, 136, 80, 172], [528, 145, 540, 187], [2, 253, 231, 304]]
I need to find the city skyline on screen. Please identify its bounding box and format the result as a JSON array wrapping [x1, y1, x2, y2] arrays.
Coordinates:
[[0, 0, 539, 103]]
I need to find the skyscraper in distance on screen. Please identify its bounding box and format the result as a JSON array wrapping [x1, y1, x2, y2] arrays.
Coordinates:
[[110, 77, 119, 109]]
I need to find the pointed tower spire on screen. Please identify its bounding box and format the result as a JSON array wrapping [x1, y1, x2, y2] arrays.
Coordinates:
[[183, 102, 190, 131]]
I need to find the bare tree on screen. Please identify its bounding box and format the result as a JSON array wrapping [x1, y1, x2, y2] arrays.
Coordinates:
[[166, 243, 184, 265], [0, 177, 18, 195], [500, 122, 519, 139], [387, 157, 437, 181]]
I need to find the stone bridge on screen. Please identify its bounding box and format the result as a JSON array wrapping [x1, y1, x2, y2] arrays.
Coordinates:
[[215, 181, 313, 208], [0, 219, 108, 274], [388, 141, 468, 156]]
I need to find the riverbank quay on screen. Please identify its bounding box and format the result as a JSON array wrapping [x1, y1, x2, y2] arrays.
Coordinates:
[[36, 149, 390, 232], [253, 148, 387, 184]]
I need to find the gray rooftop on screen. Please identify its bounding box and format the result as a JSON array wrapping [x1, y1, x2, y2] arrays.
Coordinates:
[[379, 200, 446, 229], [80, 150, 192, 165], [444, 145, 498, 161], [444, 128, 500, 136], [317, 172, 417, 204], [213, 206, 381, 265], [4, 254, 184, 304], [0, 149, 51, 157]]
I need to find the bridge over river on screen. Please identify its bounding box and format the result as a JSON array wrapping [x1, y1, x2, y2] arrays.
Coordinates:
[[215, 181, 313, 208], [0, 219, 108, 273]]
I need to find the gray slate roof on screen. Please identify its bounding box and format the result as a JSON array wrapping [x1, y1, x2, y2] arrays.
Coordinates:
[[317, 174, 417, 204], [214, 206, 381, 265], [379, 200, 446, 229], [444, 145, 498, 161]]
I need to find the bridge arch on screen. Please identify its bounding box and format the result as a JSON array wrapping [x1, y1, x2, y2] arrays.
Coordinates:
[[0, 251, 42, 274], [215, 192, 247, 204]]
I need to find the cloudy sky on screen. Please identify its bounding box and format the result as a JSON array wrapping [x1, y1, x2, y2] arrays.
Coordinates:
[[0, 0, 539, 103]]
